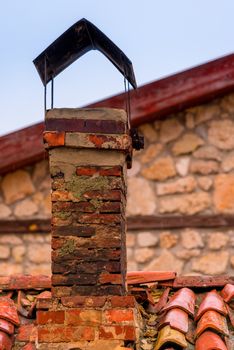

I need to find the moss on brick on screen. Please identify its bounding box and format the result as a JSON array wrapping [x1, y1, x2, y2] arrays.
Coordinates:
[[66, 175, 110, 199], [58, 239, 76, 257]]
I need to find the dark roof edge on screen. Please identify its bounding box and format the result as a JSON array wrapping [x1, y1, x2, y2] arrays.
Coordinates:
[[1, 53, 234, 174]]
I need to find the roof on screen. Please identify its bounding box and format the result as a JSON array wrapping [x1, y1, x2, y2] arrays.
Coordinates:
[[0, 273, 233, 349], [1, 53, 234, 175]]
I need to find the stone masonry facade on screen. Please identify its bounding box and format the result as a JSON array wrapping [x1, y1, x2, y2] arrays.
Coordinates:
[[1, 93, 234, 275]]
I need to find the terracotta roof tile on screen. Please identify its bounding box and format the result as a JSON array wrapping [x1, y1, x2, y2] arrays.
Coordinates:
[[154, 325, 187, 349], [0, 319, 14, 335], [195, 290, 227, 321], [0, 274, 232, 349], [127, 271, 176, 285], [152, 287, 171, 314], [0, 297, 19, 326], [161, 287, 196, 317], [0, 331, 13, 350], [159, 308, 189, 334], [195, 330, 227, 350], [221, 284, 234, 303], [195, 310, 229, 338]]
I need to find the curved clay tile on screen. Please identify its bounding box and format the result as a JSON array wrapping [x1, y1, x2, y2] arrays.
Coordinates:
[[221, 284, 234, 303], [154, 325, 187, 350], [195, 310, 229, 339], [195, 290, 227, 321], [0, 319, 14, 335], [0, 297, 19, 326], [195, 330, 227, 350], [158, 308, 189, 334], [161, 288, 196, 317], [0, 330, 13, 350], [226, 304, 234, 328], [153, 288, 170, 314], [127, 271, 176, 284]]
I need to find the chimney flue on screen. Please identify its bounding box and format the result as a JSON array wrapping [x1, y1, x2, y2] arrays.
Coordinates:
[[43, 107, 132, 297]]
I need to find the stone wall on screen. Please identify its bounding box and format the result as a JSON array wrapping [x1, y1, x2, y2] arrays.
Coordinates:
[[1, 92, 234, 276]]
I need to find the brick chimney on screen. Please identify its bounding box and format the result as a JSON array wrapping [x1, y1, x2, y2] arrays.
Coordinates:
[[37, 108, 140, 349]]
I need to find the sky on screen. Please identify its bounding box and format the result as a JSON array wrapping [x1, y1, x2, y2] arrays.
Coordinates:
[[1, 0, 234, 136]]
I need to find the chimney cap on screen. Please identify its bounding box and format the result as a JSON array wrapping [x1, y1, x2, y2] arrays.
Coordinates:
[[33, 18, 137, 89]]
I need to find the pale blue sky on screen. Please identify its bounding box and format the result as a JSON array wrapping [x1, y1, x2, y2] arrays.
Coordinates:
[[1, 0, 234, 135]]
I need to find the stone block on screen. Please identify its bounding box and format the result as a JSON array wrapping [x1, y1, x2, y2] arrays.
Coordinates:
[[157, 176, 196, 196], [181, 229, 204, 249], [214, 174, 234, 213], [159, 117, 184, 143], [134, 248, 154, 263], [140, 144, 163, 164], [172, 133, 204, 155], [127, 177, 156, 215], [208, 120, 234, 150], [145, 250, 184, 274], [159, 232, 178, 249], [137, 232, 158, 247], [1, 170, 35, 204], [207, 232, 229, 250], [175, 157, 190, 177], [192, 251, 229, 275], [221, 151, 234, 172], [14, 199, 38, 217], [0, 203, 11, 219], [190, 160, 219, 175], [141, 156, 176, 181], [193, 146, 222, 161], [159, 192, 211, 215]]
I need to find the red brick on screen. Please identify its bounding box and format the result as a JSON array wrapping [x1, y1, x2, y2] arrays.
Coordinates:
[[83, 190, 124, 201], [99, 325, 136, 340], [104, 309, 134, 324], [76, 166, 122, 177], [22, 344, 36, 350], [38, 325, 95, 342], [75, 213, 122, 224], [16, 324, 37, 342], [45, 118, 126, 134], [110, 296, 136, 308], [52, 225, 95, 237], [43, 131, 65, 147], [61, 296, 106, 308], [37, 310, 65, 325], [99, 273, 122, 285], [65, 309, 102, 325]]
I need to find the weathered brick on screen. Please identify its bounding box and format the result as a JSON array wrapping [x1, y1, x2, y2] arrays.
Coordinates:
[[52, 201, 96, 213], [61, 296, 107, 308], [76, 166, 122, 177], [37, 311, 65, 325], [104, 309, 134, 324], [74, 213, 122, 224], [16, 324, 37, 342], [43, 131, 65, 147], [37, 325, 95, 342], [52, 248, 121, 262], [52, 274, 97, 286], [65, 309, 102, 325], [99, 273, 122, 285], [52, 284, 125, 297], [83, 190, 125, 202], [52, 261, 121, 274], [99, 325, 136, 340], [52, 225, 95, 237], [45, 118, 126, 134], [37, 298, 53, 310], [110, 296, 136, 308]]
